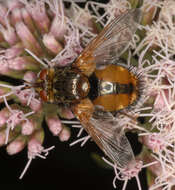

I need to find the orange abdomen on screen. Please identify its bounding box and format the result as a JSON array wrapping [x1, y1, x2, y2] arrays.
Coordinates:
[[95, 65, 133, 84], [90, 64, 138, 112], [93, 94, 131, 112]]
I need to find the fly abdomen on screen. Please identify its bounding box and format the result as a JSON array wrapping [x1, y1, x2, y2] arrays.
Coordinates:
[[90, 64, 139, 112]]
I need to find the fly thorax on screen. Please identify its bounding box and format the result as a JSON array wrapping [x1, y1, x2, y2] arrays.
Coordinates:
[[70, 73, 90, 100], [53, 67, 90, 103]]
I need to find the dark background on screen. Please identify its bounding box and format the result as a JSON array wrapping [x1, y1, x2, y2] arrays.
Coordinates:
[[0, 127, 147, 189], [0, 0, 148, 189]]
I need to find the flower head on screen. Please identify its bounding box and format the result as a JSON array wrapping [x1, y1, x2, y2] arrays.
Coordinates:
[[1, 0, 175, 189]]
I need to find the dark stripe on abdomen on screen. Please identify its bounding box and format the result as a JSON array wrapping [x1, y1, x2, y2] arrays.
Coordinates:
[[115, 83, 134, 94], [91, 82, 135, 112], [88, 73, 99, 101]]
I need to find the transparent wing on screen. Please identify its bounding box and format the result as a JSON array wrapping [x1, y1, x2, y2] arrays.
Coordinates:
[[73, 9, 142, 75], [93, 9, 141, 67], [72, 99, 134, 168], [82, 110, 135, 168]]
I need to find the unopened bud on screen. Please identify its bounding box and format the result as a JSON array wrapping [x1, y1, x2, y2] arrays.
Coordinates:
[[43, 34, 63, 55], [15, 22, 43, 56], [58, 107, 75, 119], [46, 116, 63, 136], [50, 16, 67, 41], [0, 129, 6, 146], [23, 71, 37, 83], [6, 135, 26, 155], [59, 126, 71, 142], [0, 109, 10, 127], [142, 5, 157, 25], [21, 120, 35, 135], [29, 99, 42, 112]]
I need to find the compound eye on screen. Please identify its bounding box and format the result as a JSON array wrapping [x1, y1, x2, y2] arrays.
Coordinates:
[[39, 69, 47, 80], [40, 90, 48, 102]]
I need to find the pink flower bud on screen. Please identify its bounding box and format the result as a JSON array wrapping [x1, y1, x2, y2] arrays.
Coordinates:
[[121, 159, 143, 179], [59, 126, 71, 142], [0, 130, 6, 146], [43, 34, 63, 55], [7, 109, 25, 127], [5, 0, 23, 11], [46, 117, 62, 136], [29, 129, 45, 146], [0, 25, 19, 45], [0, 88, 5, 96], [140, 133, 167, 153], [29, 99, 42, 112], [0, 59, 10, 74], [23, 71, 37, 83], [154, 90, 169, 111], [0, 4, 8, 26], [16, 89, 32, 104], [21, 8, 35, 33], [15, 22, 43, 56], [27, 138, 44, 160], [8, 56, 40, 71], [8, 57, 27, 70], [0, 87, 11, 101], [11, 8, 23, 25], [0, 32, 4, 42], [142, 6, 157, 25], [6, 136, 26, 155], [28, 138, 42, 154], [5, 43, 24, 59], [0, 109, 10, 127], [50, 16, 67, 41], [69, 7, 96, 33], [146, 157, 162, 177], [58, 107, 75, 119], [21, 120, 34, 135], [26, 1, 50, 34]]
